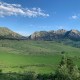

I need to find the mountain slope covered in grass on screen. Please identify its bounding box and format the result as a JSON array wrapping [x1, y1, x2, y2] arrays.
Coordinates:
[[0, 27, 25, 40], [0, 40, 80, 56], [0, 40, 80, 73]]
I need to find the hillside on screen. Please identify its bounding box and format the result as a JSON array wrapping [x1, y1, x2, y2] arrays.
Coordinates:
[[0, 27, 25, 40], [0, 40, 80, 73], [0, 40, 79, 56]]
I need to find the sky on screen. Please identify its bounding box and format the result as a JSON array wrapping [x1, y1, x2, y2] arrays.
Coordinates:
[[0, 0, 80, 35]]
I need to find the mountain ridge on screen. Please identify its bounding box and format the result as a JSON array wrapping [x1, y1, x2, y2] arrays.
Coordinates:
[[29, 29, 80, 41], [0, 27, 26, 40], [0, 27, 80, 41]]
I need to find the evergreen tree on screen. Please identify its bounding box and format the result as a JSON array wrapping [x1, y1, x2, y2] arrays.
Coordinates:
[[54, 56, 80, 80]]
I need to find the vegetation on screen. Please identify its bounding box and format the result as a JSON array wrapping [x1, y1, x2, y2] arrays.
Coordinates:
[[0, 39, 79, 79], [0, 40, 79, 74], [0, 56, 79, 80], [0, 27, 25, 40], [54, 56, 80, 80]]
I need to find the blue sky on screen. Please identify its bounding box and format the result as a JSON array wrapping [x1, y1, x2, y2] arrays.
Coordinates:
[[0, 0, 80, 35]]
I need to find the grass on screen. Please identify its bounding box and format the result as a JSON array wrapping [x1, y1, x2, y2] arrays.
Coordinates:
[[0, 52, 61, 73], [0, 53, 60, 65], [0, 40, 79, 73]]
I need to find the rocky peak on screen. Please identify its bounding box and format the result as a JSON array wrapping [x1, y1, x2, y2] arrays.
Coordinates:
[[70, 29, 79, 34], [30, 29, 80, 41], [55, 29, 67, 34]]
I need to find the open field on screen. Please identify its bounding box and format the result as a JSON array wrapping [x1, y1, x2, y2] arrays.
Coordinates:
[[0, 40, 80, 73]]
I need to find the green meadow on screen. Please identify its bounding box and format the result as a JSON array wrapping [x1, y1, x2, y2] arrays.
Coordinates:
[[0, 40, 80, 73]]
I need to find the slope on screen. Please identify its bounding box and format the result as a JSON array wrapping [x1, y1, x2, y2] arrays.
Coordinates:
[[0, 27, 25, 40], [0, 40, 80, 73]]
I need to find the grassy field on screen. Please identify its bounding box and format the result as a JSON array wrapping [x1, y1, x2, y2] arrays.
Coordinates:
[[0, 40, 80, 73]]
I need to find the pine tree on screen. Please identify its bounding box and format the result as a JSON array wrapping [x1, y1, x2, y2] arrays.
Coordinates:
[[54, 56, 80, 80]]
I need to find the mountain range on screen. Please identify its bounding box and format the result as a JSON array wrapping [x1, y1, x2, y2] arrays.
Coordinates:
[[0, 27, 80, 41], [29, 29, 80, 41]]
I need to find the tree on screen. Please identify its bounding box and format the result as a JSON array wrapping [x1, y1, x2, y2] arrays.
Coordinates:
[[54, 56, 80, 80]]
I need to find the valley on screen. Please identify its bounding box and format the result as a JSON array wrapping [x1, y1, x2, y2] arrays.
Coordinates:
[[0, 40, 80, 74]]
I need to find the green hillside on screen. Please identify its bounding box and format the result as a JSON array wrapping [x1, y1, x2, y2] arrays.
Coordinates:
[[0, 40, 80, 73], [0, 27, 25, 40]]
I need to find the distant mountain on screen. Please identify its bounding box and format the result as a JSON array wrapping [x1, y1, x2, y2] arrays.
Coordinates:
[[0, 27, 80, 41], [29, 29, 80, 41], [0, 27, 26, 40]]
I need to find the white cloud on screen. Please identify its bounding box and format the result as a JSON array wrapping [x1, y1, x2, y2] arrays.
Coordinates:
[[71, 15, 78, 19], [0, 2, 49, 17]]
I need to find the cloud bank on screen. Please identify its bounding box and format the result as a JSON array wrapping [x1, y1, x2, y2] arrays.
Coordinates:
[[0, 2, 49, 17]]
